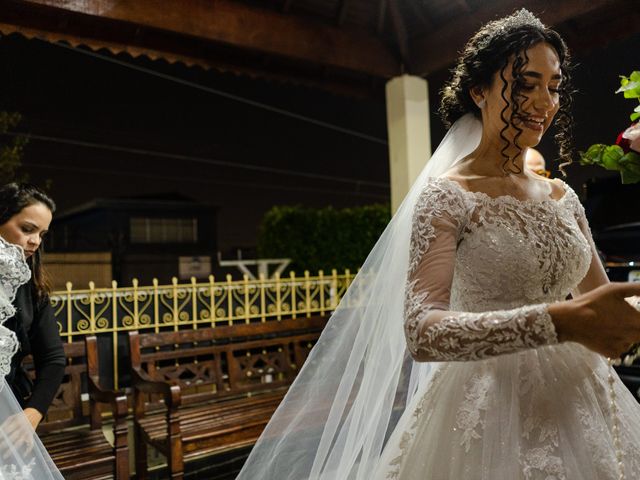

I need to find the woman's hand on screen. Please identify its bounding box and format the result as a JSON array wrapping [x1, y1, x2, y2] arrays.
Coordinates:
[[23, 407, 43, 430], [549, 282, 640, 358]]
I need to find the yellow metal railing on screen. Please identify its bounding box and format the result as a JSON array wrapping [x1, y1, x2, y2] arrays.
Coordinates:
[[50, 270, 354, 388]]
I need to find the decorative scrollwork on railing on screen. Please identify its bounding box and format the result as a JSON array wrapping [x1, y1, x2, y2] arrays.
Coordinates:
[[49, 270, 353, 387]]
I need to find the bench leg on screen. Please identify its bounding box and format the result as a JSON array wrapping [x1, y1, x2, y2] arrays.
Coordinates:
[[168, 432, 184, 479], [114, 419, 130, 480], [134, 423, 148, 480]]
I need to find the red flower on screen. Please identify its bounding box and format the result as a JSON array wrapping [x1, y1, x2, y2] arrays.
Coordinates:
[[617, 129, 632, 153], [617, 122, 640, 154]]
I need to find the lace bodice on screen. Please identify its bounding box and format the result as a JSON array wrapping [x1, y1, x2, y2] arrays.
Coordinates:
[[0, 236, 31, 378], [404, 176, 597, 361]]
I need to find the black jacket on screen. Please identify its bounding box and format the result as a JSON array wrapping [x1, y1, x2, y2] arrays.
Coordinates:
[[5, 281, 65, 415]]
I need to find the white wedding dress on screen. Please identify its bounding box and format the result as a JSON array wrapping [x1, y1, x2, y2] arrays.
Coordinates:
[[374, 176, 640, 479]]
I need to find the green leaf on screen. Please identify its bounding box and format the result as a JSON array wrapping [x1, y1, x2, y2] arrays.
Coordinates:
[[580, 144, 606, 165], [632, 112, 640, 121], [602, 145, 624, 170], [617, 80, 640, 93], [617, 72, 640, 99], [618, 152, 640, 183], [620, 169, 640, 184], [622, 151, 640, 164]]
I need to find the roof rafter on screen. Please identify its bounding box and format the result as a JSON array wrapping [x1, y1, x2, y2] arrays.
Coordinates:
[[411, 0, 625, 75], [281, 0, 296, 13], [387, 0, 409, 69], [0, 0, 400, 78], [376, 0, 387, 34], [336, 0, 352, 26]]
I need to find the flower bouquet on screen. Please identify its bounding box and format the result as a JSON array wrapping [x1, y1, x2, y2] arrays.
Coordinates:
[[579, 71, 640, 184]]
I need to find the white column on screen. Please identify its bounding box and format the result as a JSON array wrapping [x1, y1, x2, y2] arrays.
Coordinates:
[[385, 75, 431, 213]]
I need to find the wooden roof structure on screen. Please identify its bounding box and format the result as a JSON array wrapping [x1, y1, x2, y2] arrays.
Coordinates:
[[0, 0, 637, 96]]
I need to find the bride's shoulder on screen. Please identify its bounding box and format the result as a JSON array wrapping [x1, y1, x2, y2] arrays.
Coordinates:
[[540, 176, 574, 201], [415, 177, 471, 221], [421, 176, 467, 198]]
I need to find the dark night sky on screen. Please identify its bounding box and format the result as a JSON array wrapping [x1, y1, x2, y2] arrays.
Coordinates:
[[1, 29, 639, 251]]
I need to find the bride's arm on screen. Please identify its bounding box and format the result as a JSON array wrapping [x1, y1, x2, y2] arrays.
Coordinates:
[[567, 200, 640, 309], [404, 184, 558, 362], [569, 195, 610, 298]]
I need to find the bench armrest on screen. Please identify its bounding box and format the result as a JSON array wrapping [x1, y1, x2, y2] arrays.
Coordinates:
[[131, 367, 182, 409], [87, 374, 128, 432], [88, 375, 128, 415]]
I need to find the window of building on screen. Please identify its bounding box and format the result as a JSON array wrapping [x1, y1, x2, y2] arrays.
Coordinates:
[[130, 217, 198, 243]]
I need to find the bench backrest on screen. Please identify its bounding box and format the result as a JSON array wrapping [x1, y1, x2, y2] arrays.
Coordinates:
[[28, 337, 100, 434], [129, 317, 327, 406]]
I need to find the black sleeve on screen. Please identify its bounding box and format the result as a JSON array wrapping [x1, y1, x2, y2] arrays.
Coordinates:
[[25, 298, 65, 415]]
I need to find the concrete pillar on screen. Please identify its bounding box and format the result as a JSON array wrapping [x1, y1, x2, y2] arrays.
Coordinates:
[[385, 75, 431, 213]]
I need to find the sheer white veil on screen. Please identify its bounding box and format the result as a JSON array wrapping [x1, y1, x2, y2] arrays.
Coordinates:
[[0, 236, 64, 479], [237, 113, 483, 479]]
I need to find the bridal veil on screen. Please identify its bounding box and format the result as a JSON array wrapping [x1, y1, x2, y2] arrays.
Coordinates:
[[237, 113, 483, 479]]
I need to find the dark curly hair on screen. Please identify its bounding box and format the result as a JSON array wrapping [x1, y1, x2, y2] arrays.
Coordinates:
[[0, 183, 56, 300], [439, 9, 575, 177]]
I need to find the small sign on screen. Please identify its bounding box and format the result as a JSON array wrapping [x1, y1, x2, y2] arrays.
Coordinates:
[[179, 256, 211, 279], [628, 270, 640, 283]]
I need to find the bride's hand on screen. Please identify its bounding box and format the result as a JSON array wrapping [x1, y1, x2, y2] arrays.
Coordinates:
[[549, 282, 640, 358]]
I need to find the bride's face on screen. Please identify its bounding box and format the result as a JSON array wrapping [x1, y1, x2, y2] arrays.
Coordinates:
[[473, 42, 562, 150]]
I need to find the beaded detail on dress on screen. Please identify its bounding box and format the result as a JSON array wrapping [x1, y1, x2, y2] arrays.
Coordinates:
[[403, 177, 585, 362]]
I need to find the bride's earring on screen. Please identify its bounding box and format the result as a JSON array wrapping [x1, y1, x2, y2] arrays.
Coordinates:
[[477, 99, 486, 109]]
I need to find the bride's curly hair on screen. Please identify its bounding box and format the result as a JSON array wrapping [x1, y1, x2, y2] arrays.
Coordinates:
[[439, 9, 575, 177]]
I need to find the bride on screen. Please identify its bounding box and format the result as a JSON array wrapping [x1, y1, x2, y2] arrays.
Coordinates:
[[238, 9, 640, 480]]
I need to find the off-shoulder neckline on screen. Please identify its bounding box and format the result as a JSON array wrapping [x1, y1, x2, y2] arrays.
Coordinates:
[[435, 176, 571, 206]]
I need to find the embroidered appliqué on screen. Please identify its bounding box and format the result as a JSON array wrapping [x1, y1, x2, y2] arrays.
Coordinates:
[[520, 445, 565, 480], [0, 460, 35, 480], [385, 366, 446, 479], [455, 373, 492, 452], [518, 358, 566, 479], [403, 178, 562, 362]]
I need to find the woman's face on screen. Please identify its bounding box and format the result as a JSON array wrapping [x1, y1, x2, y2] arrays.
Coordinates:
[[0, 203, 52, 258], [474, 42, 562, 150]]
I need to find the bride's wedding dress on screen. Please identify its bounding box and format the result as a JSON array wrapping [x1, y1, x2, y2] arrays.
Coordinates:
[[374, 176, 640, 479]]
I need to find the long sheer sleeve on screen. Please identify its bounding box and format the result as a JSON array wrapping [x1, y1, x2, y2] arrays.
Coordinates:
[[567, 190, 609, 298], [404, 181, 558, 362]]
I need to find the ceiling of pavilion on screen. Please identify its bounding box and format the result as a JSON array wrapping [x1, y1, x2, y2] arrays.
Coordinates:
[[0, 0, 637, 96]]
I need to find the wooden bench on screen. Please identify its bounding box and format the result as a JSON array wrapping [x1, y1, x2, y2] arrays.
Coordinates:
[[130, 316, 328, 479], [27, 336, 129, 479]]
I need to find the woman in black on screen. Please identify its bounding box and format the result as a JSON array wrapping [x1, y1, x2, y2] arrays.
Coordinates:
[[0, 183, 65, 429]]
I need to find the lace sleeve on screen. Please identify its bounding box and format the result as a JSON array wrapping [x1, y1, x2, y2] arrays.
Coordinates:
[[404, 179, 558, 362], [565, 185, 609, 297]]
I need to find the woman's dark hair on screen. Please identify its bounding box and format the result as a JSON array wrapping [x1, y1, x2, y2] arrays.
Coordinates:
[[0, 183, 56, 299], [439, 9, 574, 177]]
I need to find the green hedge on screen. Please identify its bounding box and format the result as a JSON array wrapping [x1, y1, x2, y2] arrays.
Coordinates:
[[257, 204, 391, 273]]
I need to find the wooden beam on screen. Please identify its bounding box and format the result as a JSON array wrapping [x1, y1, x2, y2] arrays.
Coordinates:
[[410, 0, 622, 76], [405, 0, 433, 31], [387, 0, 409, 69], [336, 0, 352, 26], [282, 0, 296, 13], [455, 0, 471, 13], [0, 0, 400, 78], [377, 0, 387, 34]]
